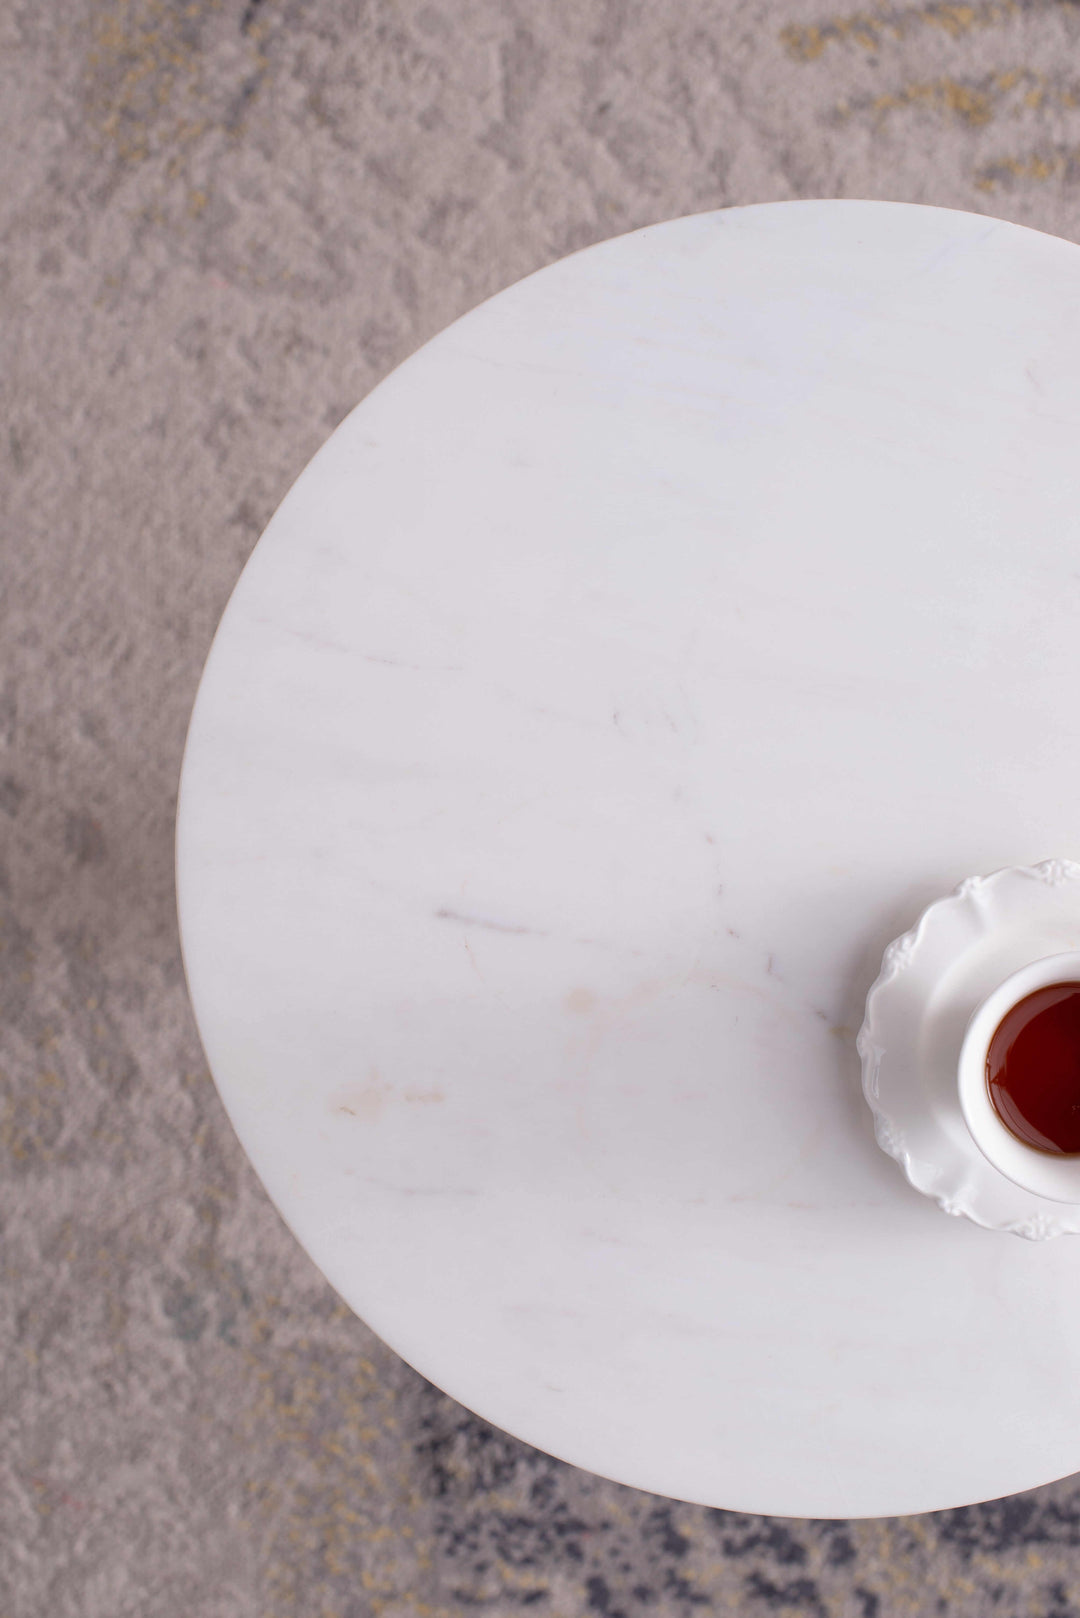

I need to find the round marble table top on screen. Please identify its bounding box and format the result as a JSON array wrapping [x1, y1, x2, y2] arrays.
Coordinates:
[[177, 201, 1080, 1519]]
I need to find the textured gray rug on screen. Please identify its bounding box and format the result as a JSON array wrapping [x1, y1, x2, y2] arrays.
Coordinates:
[[6, 1, 1080, 1613]]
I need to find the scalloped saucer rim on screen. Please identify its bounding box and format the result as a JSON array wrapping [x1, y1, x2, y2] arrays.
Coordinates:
[[857, 859, 1080, 1240]]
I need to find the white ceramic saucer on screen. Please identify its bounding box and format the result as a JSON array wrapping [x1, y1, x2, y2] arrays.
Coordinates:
[[858, 860, 1080, 1239]]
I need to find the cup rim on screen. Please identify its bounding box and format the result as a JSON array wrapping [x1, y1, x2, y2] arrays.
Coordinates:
[[958, 951, 1080, 1203]]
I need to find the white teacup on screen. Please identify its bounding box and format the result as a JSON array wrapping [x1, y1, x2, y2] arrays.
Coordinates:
[[958, 951, 1080, 1203]]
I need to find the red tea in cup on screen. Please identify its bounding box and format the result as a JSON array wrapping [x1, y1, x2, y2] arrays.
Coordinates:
[[986, 982, 1080, 1156]]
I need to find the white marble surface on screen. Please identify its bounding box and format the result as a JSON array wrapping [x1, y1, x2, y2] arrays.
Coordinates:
[[177, 202, 1080, 1519]]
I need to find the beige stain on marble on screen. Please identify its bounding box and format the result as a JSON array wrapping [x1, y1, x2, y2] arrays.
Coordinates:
[[332, 1071, 446, 1123]]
